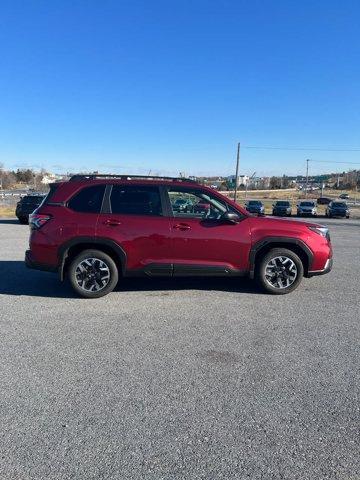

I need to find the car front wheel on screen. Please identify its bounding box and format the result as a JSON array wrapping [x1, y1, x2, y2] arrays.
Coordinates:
[[68, 249, 119, 298], [256, 248, 304, 295]]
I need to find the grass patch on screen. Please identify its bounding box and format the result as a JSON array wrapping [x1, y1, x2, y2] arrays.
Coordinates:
[[0, 205, 15, 217]]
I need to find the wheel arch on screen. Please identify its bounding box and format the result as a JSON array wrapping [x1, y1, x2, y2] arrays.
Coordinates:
[[249, 237, 313, 278], [58, 237, 126, 281]]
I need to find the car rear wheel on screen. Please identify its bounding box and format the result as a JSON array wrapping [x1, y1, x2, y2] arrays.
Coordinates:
[[256, 248, 304, 295], [68, 249, 119, 298], [18, 217, 28, 224]]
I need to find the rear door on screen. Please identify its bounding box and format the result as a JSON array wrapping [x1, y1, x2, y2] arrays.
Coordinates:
[[97, 184, 173, 274], [165, 187, 252, 275]]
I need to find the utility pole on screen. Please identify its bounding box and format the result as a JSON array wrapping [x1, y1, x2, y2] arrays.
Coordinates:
[[305, 159, 310, 197], [233, 142, 240, 202]]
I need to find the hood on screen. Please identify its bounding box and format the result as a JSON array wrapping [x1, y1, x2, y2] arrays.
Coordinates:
[[248, 215, 324, 230]]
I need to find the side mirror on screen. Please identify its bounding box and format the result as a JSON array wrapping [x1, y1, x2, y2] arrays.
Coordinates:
[[221, 211, 240, 224]]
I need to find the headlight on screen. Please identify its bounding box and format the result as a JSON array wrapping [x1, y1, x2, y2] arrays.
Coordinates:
[[308, 226, 330, 240]]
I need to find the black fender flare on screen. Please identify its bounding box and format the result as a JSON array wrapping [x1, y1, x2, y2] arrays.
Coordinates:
[[249, 237, 313, 278], [58, 236, 127, 281]]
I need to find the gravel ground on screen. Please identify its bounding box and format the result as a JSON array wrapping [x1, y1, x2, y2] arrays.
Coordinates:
[[0, 218, 359, 479]]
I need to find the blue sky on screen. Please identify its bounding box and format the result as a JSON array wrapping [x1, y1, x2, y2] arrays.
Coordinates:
[[0, 0, 359, 177]]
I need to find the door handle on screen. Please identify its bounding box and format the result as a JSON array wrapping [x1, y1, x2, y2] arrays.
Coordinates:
[[173, 223, 191, 231], [104, 219, 122, 226]]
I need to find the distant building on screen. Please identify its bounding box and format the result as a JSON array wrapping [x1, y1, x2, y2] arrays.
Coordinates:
[[227, 175, 249, 187], [41, 173, 67, 184]]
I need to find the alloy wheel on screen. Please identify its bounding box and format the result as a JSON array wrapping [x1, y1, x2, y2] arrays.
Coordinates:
[[75, 257, 111, 292], [264, 256, 298, 289]]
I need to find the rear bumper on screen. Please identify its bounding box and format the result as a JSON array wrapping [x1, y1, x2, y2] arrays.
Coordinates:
[[307, 257, 333, 277], [25, 250, 58, 273]]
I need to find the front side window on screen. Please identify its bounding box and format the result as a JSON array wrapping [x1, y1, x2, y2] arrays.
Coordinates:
[[110, 185, 162, 216], [168, 188, 229, 219], [68, 185, 106, 213]]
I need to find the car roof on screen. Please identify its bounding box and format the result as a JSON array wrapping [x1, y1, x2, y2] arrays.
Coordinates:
[[68, 174, 197, 185]]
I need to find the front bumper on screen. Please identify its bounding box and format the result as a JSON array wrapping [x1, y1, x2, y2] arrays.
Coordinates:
[[273, 210, 290, 216], [298, 210, 316, 216], [25, 250, 58, 273], [307, 257, 333, 277], [329, 211, 348, 217]]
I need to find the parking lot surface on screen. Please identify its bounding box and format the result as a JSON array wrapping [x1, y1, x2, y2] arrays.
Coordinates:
[[0, 218, 359, 479]]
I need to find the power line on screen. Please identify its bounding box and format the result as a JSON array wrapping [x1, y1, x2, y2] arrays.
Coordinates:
[[243, 145, 360, 152], [309, 160, 360, 165]]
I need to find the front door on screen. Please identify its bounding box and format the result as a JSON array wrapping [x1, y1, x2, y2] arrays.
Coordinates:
[[165, 187, 252, 275]]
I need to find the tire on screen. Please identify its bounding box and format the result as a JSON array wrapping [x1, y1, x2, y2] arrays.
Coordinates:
[[18, 217, 28, 224], [68, 249, 119, 298], [256, 248, 304, 295]]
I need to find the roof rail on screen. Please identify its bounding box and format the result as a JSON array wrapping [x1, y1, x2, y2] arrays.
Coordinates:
[[69, 174, 197, 183]]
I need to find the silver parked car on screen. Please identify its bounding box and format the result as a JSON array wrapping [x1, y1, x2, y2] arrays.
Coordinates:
[[297, 200, 317, 217]]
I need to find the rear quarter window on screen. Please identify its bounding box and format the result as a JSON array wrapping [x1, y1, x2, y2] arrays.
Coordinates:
[[68, 185, 106, 213]]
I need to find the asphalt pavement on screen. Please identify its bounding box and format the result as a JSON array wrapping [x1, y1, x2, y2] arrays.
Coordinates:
[[0, 218, 359, 479]]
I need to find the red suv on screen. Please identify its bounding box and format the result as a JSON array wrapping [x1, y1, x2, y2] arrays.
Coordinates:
[[26, 175, 333, 298]]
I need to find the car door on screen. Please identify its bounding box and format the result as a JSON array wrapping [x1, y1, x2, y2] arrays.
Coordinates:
[[96, 184, 173, 274], [165, 186, 252, 275]]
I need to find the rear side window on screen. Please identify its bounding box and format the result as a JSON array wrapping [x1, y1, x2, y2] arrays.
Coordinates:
[[68, 185, 105, 213], [110, 185, 162, 216]]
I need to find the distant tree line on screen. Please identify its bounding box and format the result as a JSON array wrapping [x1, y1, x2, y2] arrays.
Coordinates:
[[0, 165, 49, 191], [269, 175, 292, 189]]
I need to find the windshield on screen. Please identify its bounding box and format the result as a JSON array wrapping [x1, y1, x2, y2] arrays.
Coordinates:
[[248, 201, 261, 205], [275, 201, 290, 206], [300, 202, 315, 207], [332, 202, 346, 208]]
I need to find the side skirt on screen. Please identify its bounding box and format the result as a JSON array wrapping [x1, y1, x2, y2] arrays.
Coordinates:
[[125, 263, 247, 278]]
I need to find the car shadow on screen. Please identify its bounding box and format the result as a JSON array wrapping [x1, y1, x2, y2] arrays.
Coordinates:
[[0, 261, 77, 298], [0, 261, 262, 298], [117, 276, 261, 295]]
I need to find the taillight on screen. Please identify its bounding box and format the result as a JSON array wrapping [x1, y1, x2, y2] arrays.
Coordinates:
[[29, 213, 52, 230]]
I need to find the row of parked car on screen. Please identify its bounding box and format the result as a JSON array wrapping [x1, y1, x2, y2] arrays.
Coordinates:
[[245, 198, 350, 218]]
